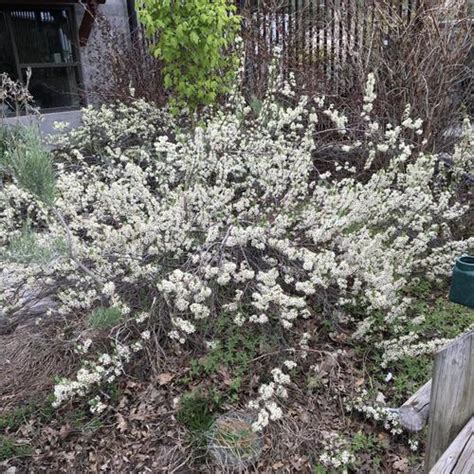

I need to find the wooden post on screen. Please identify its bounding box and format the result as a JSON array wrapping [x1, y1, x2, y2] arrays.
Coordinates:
[[399, 379, 432, 432], [424, 331, 474, 472]]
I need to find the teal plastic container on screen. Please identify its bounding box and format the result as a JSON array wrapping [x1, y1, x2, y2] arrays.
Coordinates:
[[449, 256, 474, 309]]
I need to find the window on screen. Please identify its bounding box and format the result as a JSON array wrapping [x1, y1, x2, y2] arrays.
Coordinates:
[[0, 5, 83, 114]]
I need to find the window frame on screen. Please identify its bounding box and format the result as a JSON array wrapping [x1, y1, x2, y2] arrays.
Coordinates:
[[0, 2, 85, 114]]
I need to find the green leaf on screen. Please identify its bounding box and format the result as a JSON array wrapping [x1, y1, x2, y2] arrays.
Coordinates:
[[190, 31, 199, 44]]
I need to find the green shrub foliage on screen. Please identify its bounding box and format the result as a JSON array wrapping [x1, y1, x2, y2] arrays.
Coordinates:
[[137, 0, 240, 111]]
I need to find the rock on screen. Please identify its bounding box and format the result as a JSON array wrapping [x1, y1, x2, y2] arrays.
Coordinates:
[[208, 411, 263, 469], [376, 392, 386, 405], [0, 268, 55, 333]]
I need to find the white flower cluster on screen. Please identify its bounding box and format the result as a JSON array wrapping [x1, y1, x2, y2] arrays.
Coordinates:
[[401, 105, 423, 132], [75, 338, 93, 355], [52, 340, 141, 408], [324, 103, 348, 133], [51, 308, 154, 409], [408, 437, 420, 452], [88, 395, 107, 414], [318, 432, 356, 470], [362, 72, 377, 116], [345, 390, 402, 436], [159, 269, 213, 342], [248, 362, 295, 431], [378, 333, 453, 368]]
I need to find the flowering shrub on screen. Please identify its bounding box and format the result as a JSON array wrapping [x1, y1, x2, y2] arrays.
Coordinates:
[[1, 72, 472, 426]]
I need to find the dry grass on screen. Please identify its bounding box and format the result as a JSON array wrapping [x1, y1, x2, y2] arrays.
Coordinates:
[[0, 323, 77, 411]]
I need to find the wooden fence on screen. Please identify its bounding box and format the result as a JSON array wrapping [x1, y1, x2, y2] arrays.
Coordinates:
[[399, 330, 473, 473]]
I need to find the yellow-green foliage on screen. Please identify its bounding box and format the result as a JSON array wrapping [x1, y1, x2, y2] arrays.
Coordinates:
[[137, 0, 240, 111]]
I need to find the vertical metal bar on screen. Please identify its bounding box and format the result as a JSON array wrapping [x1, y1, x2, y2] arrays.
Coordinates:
[[5, 10, 23, 83], [347, 0, 353, 90], [70, 4, 87, 107], [275, 2, 279, 46], [315, 0, 320, 73], [286, 0, 290, 78], [301, 0, 304, 70], [363, 0, 367, 78], [323, 0, 327, 81], [331, 0, 337, 83], [339, 0, 344, 91], [300, 0, 303, 70], [294, 0, 298, 70], [366, 0, 373, 70]]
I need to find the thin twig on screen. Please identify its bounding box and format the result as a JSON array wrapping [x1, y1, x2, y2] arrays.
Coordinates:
[[52, 207, 104, 286]]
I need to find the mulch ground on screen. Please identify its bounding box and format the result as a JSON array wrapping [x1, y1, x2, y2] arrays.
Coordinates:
[[0, 325, 422, 473]]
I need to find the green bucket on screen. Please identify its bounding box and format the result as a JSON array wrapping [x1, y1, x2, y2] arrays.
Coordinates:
[[449, 256, 474, 309]]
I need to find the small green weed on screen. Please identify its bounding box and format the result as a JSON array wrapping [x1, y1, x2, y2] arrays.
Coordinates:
[[177, 390, 220, 434], [0, 398, 55, 433], [306, 373, 328, 392], [351, 431, 380, 453], [189, 334, 258, 379], [409, 279, 434, 298], [88, 306, 123, 329], [350, 431, 383, 470], [313, 465, 329, 474], [69, 408, 104, 432], [391, 355, 433, 403], [0, 435, 32, 461], [189, 312, 272, 379], [107, 382, 122, 403], [0, 406, 31, 432], [1, 225, 66, 264]]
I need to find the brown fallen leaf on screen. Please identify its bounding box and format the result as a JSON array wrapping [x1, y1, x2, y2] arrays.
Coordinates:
[[392, 456, 410, 472], [157, 373, 174, 385], [320, 354, 338, 373], [377, 431, 390, 447], [116, 412, 128, 432], [59, 423, 72, 440]]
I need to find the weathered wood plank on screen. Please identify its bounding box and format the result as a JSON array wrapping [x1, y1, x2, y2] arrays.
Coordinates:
[[453, 429, 473, 474], [429, 417, 473, 474], [425, 331, 474, 472], [399, 379, 432, 432]]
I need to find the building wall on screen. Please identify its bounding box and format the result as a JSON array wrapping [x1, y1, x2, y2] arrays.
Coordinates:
[[3, 0, 132, 135], [76, 0, 131, 105]]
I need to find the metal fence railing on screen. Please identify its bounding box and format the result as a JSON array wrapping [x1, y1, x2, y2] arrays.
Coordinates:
[[237, 1, 426, 93]]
